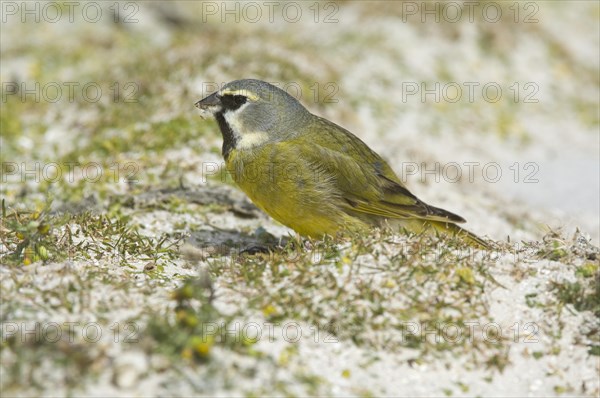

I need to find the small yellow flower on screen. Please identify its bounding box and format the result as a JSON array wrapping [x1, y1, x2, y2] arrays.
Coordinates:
[[38, 224, 50, 235], [456, 267, 475, 285], [190, 335, 214, 357], [262, 304, 277, 317], [383, 279, 396, 288]]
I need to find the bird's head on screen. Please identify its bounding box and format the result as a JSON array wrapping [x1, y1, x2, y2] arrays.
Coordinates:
[[195, 79, 311, 157]]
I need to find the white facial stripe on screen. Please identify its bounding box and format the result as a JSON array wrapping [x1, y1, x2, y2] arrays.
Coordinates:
[[223, 109, 269, 149], [220, 88, 259, 101], [222, 104, 248, 132]]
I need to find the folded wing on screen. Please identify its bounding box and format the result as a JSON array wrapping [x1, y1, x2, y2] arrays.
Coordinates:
[[302, 117, 466, 224]]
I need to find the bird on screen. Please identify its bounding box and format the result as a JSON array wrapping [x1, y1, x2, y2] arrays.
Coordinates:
[[195, 79, 489, 248]]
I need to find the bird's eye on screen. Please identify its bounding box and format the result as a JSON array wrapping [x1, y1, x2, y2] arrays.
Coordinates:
[[221, 94, 248, 111]]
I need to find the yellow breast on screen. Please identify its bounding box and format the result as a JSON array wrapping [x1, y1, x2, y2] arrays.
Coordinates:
[[225, 146, 363, 238]]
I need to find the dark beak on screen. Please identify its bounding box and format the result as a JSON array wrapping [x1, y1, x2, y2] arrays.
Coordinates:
[[195, 92, 221, 110]]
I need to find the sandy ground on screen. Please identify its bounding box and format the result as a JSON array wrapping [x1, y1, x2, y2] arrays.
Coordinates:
[[1, 1, 599, 397]]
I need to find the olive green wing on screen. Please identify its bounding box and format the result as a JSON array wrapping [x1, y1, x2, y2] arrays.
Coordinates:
[[299, 116, 466, 224]]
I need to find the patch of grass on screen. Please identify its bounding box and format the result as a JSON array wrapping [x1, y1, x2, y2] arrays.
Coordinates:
[[532, 231, 600, 357], [207, 231, 509, 371], [536, 231, 600, 317], [145, 277, 223, 363], [550, 276, 599, 317], [0, 99, 27, 151], [139, 275, 328, 394], [1, 325, 103, 393], [0, 199, 182, 268], [1, 198, 67, 265], [1, 112, 215, 205], [77, 115, 210, 158]]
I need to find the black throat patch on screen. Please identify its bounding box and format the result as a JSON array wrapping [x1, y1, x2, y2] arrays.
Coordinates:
[[215, 111, 237, 160]]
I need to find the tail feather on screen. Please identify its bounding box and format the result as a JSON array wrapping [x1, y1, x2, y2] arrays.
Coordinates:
[[388, 218, 490, 249], [428, 221, 490, 249]]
